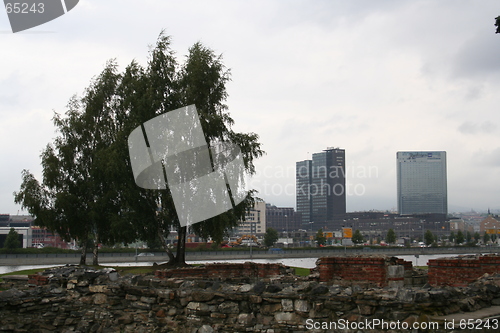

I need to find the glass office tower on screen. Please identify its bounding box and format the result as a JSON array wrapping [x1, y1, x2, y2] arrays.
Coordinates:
[[296, 160, 312, 223], [397, 151, 447, 215], [296, 148, 346, 223]]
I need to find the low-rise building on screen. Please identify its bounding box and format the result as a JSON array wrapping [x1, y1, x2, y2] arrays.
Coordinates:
[[235, 201, 266, 236], [480, 215, 500, 235]]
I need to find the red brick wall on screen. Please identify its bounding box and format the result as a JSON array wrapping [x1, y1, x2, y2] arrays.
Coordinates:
[[428, 255, 500, 287], [155, 262, 284, 280], [318, 257, 386, 286], [399, 258, 414, 272], [28, 274, 49, 286], [317, 257, 413, 287]]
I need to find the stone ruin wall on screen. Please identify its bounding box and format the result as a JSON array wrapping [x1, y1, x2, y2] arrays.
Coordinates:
[[1, 257, 500, 332], [154, 262, 287, 280]]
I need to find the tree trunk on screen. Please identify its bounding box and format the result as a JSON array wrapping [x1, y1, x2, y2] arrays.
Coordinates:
[[92, 233, 99, 266], [79, 240, 87, 265], [158, 229, 175, 263], [174, 226, 187, 266]]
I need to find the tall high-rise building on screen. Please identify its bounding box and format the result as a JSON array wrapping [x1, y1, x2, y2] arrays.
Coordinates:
[[296, 160, 312, 223], [397, 151, 447, 215], [296, 148, 346, 224]]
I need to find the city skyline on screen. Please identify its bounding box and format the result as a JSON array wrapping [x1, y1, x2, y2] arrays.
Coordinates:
[[1, 1, 500, 215]]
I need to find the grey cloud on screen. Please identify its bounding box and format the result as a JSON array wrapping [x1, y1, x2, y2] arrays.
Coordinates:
[[452, 33, 500, 81], [458, 121, 497, 135], [480, 147, 500, 167]]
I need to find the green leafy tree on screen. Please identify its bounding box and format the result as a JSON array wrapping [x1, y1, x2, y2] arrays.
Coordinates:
[[449, 231, 456, 244], [424, 230, 434, 246], [133, 35, 263, 265], [351, 229, 364, 244], [466, 231, 472, 244], [14, 32, 264, 267], [263, 228, 279, 247], [4, 228, 21, 250], [456, 230, 465, 245], [473, 232, 480, 243], [484, 232, 491, 243], [315, 229, 326, 246], [385, 228, 396, 244], [15, 62, 123, 265]]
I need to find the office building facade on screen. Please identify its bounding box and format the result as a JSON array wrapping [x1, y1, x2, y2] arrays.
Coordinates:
[[296, 148, 346, 224], [265, 204, 303, 233], [296, 160, 312, 223], [397, 151, 447, 215]]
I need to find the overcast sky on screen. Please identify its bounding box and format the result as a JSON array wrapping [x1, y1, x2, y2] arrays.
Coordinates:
[[1, 0, 500, 215]]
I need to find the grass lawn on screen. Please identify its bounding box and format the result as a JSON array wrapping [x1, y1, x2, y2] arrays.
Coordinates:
[[1, 264, 311, 283], [293, 267, 310, 276], [107, 266, 157, 275]]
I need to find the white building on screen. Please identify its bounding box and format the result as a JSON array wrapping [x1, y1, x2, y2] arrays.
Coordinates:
[[237, 201, 266, 235], [0, 227, 32, 248]]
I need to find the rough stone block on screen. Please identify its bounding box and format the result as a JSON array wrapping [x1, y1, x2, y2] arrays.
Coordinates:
[[191, 291, 215, 302], [89, 285, 109, 294], [237, 313, 255, 325], [274, 312, 299, 324], [249, 295, 262, 304], [218, 301, 239, 314], [92, 293, 107, 305], [294, 299, 309, 313], [281, 299, 293, 312], [387, 265, 404, 278], [187, 302, 209, 312], [140, 296, 157, 304], [261, 303, 282, 315], [198, 325, 214, 333]]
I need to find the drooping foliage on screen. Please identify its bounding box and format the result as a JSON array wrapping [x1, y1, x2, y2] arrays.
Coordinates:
[[14, 31, 264, 266]]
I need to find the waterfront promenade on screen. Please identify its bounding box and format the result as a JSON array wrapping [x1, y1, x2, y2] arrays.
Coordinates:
[[0, 246, 496, 266]]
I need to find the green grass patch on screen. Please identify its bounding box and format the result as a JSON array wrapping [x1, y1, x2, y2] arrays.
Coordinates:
[[293, 267, 310, 276], [80, 264, 157, 275], [415, 266, 428, 270], [0, 265, 160, 281], [112, 266, 157, 275]]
